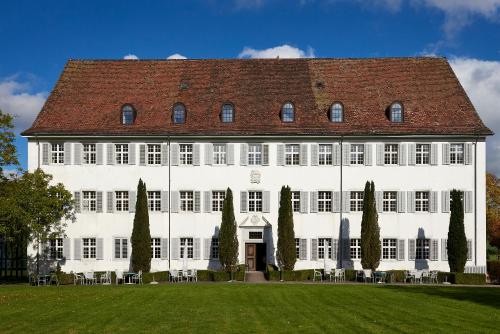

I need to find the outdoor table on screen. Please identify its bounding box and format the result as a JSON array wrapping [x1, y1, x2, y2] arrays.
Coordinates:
[[374, 271, 387, 283], [38, 274, 51, 286], [123, 272, 136, 284]]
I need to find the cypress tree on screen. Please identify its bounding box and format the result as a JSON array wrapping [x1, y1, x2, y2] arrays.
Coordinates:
[[448, 189, 468, 273], [130, 179, 151, 272], [277, 185, 296, 271], [219, 188, 239, 278], [360, 181, 381, 271]]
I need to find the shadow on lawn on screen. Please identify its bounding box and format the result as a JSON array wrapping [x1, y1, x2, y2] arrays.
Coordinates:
[[384, 285, 500, 309]]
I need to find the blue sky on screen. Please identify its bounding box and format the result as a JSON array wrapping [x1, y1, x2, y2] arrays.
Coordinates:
[[1, 0, 499, 173]]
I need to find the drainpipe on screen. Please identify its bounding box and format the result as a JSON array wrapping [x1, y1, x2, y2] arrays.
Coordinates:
[[168, 136, 171, 270], [474, 137, 478, 267], [36, 136, 40, 169], [339, 137, 343, 266]]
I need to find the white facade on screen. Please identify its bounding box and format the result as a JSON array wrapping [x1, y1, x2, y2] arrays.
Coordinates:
[[26, 136, 487, 273]]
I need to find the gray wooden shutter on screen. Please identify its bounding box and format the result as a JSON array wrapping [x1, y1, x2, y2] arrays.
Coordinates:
[[129, 191, 136, 213], [193, 144, 201, 166], [408, 143, 416, 166], [74, 239, 82, 260], [170, 143, 179, 166], [64, 143, 72, 165], [226, 144, 235, 165], [240, 191, 248, 213], [430, 143, 438, 165], [364, 144, 372, 166], [74, 143, 82, 165], [128, 143, 136, 165], [429, 191, 438, 213], [442, 143, 450, 165], [276, 144, 285, 166], [171, 191, 179, 213], [204, 191, 212, 213], [161, 143, 169, 165], [42, 143, 49, 165], [376, 144, 384, 166], [106, 144, 114, 165], [442, 191, 450, 213], [106, 191, 114, 213], [74, 191, 81, 213], [375, 191, 383, 213], [161, 238, 169, 259], [397, 191, 406, 213], [96, 192, 103, 213], [203, 238, 211, 260], [240, 144, 248, 166], [194, 191, 201, 212], [310, 191, 318, 213], [333, 191, 341, 213], [342, 144, 350, 166], [430, 239, 439, 261], [204, 144, 213, 165], [397, 239, 405, 261], [467, 239, 473, 261], [398, 143, 407, 165], [333, 144, 341, 166], [262, 144, 269, 166], [300, 191, 308, 213], [464, 191, 473, 213], [311, 144, 319, 166], [262, 191, 271, 213], [442, 239, 448, 261], [139, 144, 146, 166], [300, 144, 308, 166], [193, 238, 201, 260], [96, 238, 104, 260], [63, 238, 71, 259], [96, 143, 104, 165], [171, 238, 180, 260], [299, 239, 307, 260], [161, 191, 169, 212], [311, 239, 318, 260], [331, 239, 338, 260], [408, 239, 416, 260], [407, 191, 415, 213], [342, 191, 350, 213], [465, 143, 473, 165]]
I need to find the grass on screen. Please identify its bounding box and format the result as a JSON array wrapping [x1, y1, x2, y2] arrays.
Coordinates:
[[0, 283, 499, 333]]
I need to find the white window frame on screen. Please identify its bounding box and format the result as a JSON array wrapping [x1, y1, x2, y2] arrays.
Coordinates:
[[416, 144, 430, 165], [248, 144, 262, 165], [382, 238, 397, 260], [211, 238, 219, 259], [180, 238, 194, 259], [115, 191, 129, 212], [318, 238, 332, 259], [383, 191, 397, 212], [285, 144, 300, 166], [147, 191, 161, 212], [51, 143, 64, 164], [83, 143, 96, 165], [319, 144, 333, 165], [180, 191, 194, 212], [151, 238, 161, 259], [318, 191, 332, 212], [82, 238, 97, 259], [248, 191, 263, 212], [82, 191, 97, 212], [295, 238, 300, 259], [350, 238, 361, 259], [115, 144, 129, 165], [180, 144, 193, 165], [49, 238, 63, 260], [212, 191, 226, 212], [384, 144, 398, 165], [350, 144, 364, 165], [115, 238, 128, 259], [350, 191, 364, 212], [450, 143, 464, 165], [213, 144, 227, 165], [291, 191, 300, 212], [147, 144, 161, 165], [415, 191, 429, 212], [416, 238, 430, 260]]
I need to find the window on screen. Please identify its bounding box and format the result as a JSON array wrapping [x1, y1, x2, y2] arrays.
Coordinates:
[[384, 144, 398, 165], [180, 191, 194, 212], [415, 191, 429, 212], [281, 102, 294, 122], [416, 239, 430, 260], [350, 192, 364, 212], [180, 238, 194, 259], [319, 144, 333, 165], [147, 191, 161, 212], [180, 144, 193, 165], [213, 144, 226, 165], [151, 238, 161, 259], [383, 192, 397, 212], [221, 104, 234, 123], [82, 191, 97, 212], [51, 143, 64, 164], [122, 105, 135, 125], [147, 144, 161, 165], [248, 191, 263, 212], [49, 238, 63, 260], [212, 191, 225, 212], [318, 238, 332, 259], [211, 238, 219, 259], [173, 104, 186, 124], [83, 144, 96, 164], [248, 144, 262, 165], [115, 238, 128, 259], [416, 144, 430, 165], [318, 191, 332, 212], [330, 103, 343, 123], [291, 191, 301, 212], [115, 144, 129, 164], [350, 239, 361, 259], [285, 144, 300, 165], [382, 239, 397, 260], [115, 191, 129, 212], [83, 238, 96, 259], [350, 144, 364, 165], [249, 232, 263, 239], [450, 144, 464, 164], [390, 102, 403, 123], [295, 238, 300, 259]]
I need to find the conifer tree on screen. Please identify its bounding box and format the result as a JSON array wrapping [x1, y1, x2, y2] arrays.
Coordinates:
[[448, 189, 468, 273], [360, 181, 381, 271], [131, 179, 151, 272], [219, 188, 239, 279], [277, 185, 296, 271]]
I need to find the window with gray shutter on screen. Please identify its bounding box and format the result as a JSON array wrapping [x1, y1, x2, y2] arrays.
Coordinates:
[[442, 143, 450, 165], [407, 191, 416, 213], [139, 144, 146, 165], [299, 239, 307, 260], [74, 238, 82, 260], [397, 191, 406, 213], [441, 239, 448, 261], [203, 238, 211, 260], [430, 143, 438, 165], [161, 191, 169, 212], [364, 144, 372, 166], [240, 144, 248, 165], [203, 191, 211, 213], [193, 238, 201, 260], [465, 143, 473, 165], [442, 191, 450, 213], [429, 191, 438, 213], [63, 238, 71, 259], [64, 143, 71, 165], [311, 239, 318, 260], [42, 143, 50, 165], [96, 144, 104, 165], [161, 143, 169, 165], [194, 191, 201, 213], [96, 238, 104, 260], [408, 143, 416, 165], [333, 144, 341, 166], [74, 191, 81, 213], [276, 144, 285, 166], [171, 191, 179, 213], [342, 191, 350, 213], [170, 143, 180, 166], [332, 239, 339, 260], [262, 191, 271, 213], [333, 191, 340, 213], [300, 144, 308, 166], [430, 239, 439, 261], [193, 144, 201, 166], [310, 191, 318, 213], [96, 192, 103, 213], [227, 144, 235, 165], [262, 144, 269, 166], [106, 144, 114, 165], [204, 144, 213, 165], [467, 239, 472, 261], [375, 191, 383, 213], [376, 144, 384, 166], [240, 191, 248, 213], [106, 191, 114, 213], [342, 144, 350, 166], [161, 239, 169, 259], [464, 191, 473, 213], [397, 239, 405, 261], [311, 144, 319, 166], [74, 143, 82, 165], [129, 191, 137, 213], [171, 238, 180, 260], [398, 143, 407, 165], [128, 143, 136, 165], [408, 239, 416, 260], [300, 191, 308, 213]]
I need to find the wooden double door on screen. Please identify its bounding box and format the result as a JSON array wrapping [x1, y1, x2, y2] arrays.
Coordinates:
[[245, 243, 266, 271]]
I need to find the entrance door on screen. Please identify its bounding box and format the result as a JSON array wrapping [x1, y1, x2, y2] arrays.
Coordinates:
[[246, 243, 256, 271]]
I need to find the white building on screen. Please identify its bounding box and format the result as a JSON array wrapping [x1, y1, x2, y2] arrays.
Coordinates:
[[23, 57, 492, 273]]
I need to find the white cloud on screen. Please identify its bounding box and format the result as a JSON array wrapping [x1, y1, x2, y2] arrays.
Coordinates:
[[238, 44, 315, 59], [0, 76, 46, 132], [123, 54, 139, 60], [449, 57, 500, 175], [167, 53, 187, 60]]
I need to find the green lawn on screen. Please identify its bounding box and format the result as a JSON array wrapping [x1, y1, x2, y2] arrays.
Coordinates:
[[0, 283, 499, 333]]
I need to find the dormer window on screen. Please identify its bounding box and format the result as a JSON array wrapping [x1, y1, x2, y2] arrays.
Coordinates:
[[121, 105, 135, 125], [281, 102, 294, 122], [221, 104, 234, 123], [390, 102, 403, 123], [173, 103, 186, 124], [330, 103, 343, 123]]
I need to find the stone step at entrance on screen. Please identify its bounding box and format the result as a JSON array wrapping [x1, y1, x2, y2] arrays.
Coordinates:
[[245, 271, 267, 283]]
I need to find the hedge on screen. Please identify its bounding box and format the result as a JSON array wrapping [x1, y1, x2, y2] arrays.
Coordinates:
[[487, 261, 500, 283], [437, 272, 486, 285]]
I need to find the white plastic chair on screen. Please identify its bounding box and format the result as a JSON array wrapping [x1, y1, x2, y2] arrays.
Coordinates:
[[100, 271, 111, 285], [413, 270, 423, 284], [313, 269, 323, 282], [170, 269, 178, 282], [334, 269, 345, 283], [115, 270, 124, 285], [363, 269, 373, 283], [132, 270, 143, 284], [192, 269, 198, 282], [85, 271, 96, 285]]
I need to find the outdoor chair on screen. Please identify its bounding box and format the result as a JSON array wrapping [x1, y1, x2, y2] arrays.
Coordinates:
[[132, 270, 143, 284], [421, 270, 430, 283], [405, 270, 416, 283], [115, 270, 124, 285], [73, 272, 85, 285], [177, 270, 184, 282], [185, 269, 193, 282], [170, 269, 178, 282], [85, 271, 97, 285], [363, 269, 373, 283], [334, 269, 345, 283], [413, 270, 423, 284], [192, 269, 198, 282], [429, 271, 439, 284], [324, 268, 334, 282], [49, 272, 59, 286], [100, 271, 111, 285], [313, 269, 323, 282]]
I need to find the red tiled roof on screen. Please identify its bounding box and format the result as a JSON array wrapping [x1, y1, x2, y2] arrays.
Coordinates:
[[22, 57, 492, 137]]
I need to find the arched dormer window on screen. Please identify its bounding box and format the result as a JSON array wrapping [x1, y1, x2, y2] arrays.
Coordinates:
[[121, 104, 135, 125], [390, 102, 403, 123], [330, 103, 343, 123], [281, 102, 294, 122], [173, 103, 186, 124], [221, 103, 234, 123]]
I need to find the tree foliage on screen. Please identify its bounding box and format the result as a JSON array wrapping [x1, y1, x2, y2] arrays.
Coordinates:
[[448, 189, 468, 273], [360, 181, 381, 271], [486, 173, 500, 249], [219, 188, 239, 274], [276, 185, 296, 271], [130, 179, 151, 272], [0, 109, 19, 173]]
